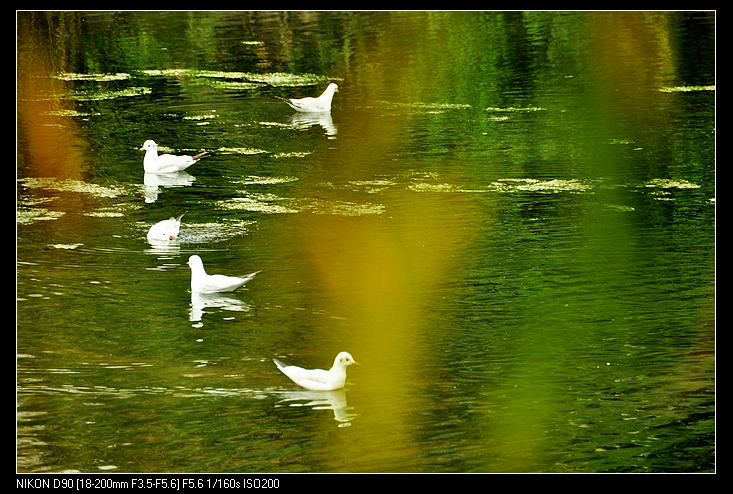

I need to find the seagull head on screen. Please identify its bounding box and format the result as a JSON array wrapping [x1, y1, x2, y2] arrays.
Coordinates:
[[328, 83, 339, 93], [334, 351, 359, 368], [187, 255, 204, 270], [140, 139, 158, 152]]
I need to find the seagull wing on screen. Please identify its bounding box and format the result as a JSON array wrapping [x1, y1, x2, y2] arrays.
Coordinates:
[[274, 361, 335, 390]]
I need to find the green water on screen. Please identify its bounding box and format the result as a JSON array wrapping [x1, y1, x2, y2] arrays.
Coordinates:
[[17, 11, 715, 473]]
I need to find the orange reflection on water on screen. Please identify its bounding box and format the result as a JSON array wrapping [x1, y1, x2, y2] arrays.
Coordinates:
[[18, 18, 87, 180]]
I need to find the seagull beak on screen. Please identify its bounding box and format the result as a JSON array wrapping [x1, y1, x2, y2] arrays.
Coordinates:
[[353, 361, 360, 366], [138, 146, 145, 152]]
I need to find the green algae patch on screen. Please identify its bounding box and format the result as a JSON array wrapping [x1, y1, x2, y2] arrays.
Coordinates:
[[485, 106, 547, 113], [43, 109, 102, 117], [488, 178, 591, 194], [216, 147, 269, 155], [182, 113, 217, 121], [273, 151, 312, 159], [242, 72, 333, 87], [657, 85, 715, 93], [19, 177, 127, 198], [50, 243, 84, 249], [17, 207, 65, 225], [206, 80, 264, 90], [304, 199, 386, 216], [644, 178, 701, 190], [217, 194, 300, 214], [70, 87, 152, 101], [138, 69, 333, 87], [53, 72, 131, 82], [235, 175, 299, 185]]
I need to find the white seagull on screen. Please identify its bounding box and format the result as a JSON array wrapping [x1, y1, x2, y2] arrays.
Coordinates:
[[187, 254, 260, 294], [274, 351, 359, 391], [147, 214, 185, 243], [140, 140, 207, 174], [278, 83, 339, 113]]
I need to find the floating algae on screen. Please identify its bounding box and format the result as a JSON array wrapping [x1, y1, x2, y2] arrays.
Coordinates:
[[206, 80, 263, 90], [657, 85, 715, 93], [49, 243, 83, 249], [644, 178, 701, 190], [43, 109, 102, 117], [234, 175, 299, 186], [485, 106, 547, 113], [138, 69, 334, 87], [487, 178, 591, 194], [217, 192, 300, 214], [18, 177, 127, 198], [17, 207, 65, 225], [52, 72, 131, 82], [182, 113, 217, 121], [69, 87, 152, 101], [273, 151, 312, 159], [303, 199, 386, 217], [216, 147, 269, 155]]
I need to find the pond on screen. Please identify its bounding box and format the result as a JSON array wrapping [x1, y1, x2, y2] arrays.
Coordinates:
[[17, 11, 715, 473]]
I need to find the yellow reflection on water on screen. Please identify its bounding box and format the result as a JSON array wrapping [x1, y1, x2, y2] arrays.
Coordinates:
[[18, 15, 87, 180], [288, 68, 478, 467]]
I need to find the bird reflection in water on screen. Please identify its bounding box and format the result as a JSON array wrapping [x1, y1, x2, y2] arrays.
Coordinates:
[[273, 389, 356, 426], [143, 171, 196, 203], [290, 112, 337, 138], [189, 291, 251, 325]]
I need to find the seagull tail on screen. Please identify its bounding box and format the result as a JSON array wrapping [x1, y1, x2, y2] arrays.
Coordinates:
[[275, 95, 299, 110], [240, 270, 262, 283], [273, 359, 287, 370]]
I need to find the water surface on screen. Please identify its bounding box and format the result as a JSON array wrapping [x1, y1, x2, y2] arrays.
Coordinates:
[[17, 11, 715, 473]]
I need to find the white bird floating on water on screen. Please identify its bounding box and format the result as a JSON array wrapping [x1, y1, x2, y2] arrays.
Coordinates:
[[278, 83, 339, 113], [274, 351, 359, 391], [187, 254, 260, 294], [147, 214, 185, 243], [140, 139, 208, 174]]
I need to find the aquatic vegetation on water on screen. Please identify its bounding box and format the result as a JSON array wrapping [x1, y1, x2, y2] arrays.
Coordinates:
[[234, 175, 299, 186], [83, 211, 126, 218], [182, 113, 217, 121], [406, 177, 592, 194], [206, 80, 264, 90], [43, 109, 101, 117], [179, 220, 257, 244], [138, 69, 334, 87], [347, 180, 396, 194], [216, 191, 385, 217], [644, 178, 701, 190], [17, 207, 65, 225], [485, 106, 547, 113], [217, 193, 300, 214], [657, 85, 715, 93], [242, 72, 334, 87], [52, 72, 131, 82], [216, 147, 269, 155], [49, 243, 83, 249], [69, 87, 152, 101], [19, 177, 127, 198], [408, 182, 464, 193], [487, 178, 592, 194], [273, 151, 312, 159], [305, 200, 385, 216]]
